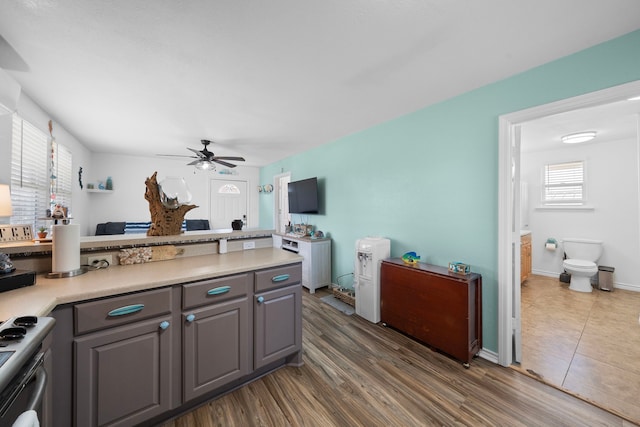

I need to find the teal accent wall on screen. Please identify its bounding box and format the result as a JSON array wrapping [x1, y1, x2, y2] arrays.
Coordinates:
[[259, 30, 640, 353]]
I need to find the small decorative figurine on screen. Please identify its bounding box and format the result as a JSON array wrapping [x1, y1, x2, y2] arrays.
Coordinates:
[[401, 251, 420, 265]]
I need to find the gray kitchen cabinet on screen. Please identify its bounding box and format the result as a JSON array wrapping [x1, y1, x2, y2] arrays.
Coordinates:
[[182, 274, 251, 402], [254, 264, 303, 369], [73, 287, 176, 427], [51, 261, 303, 426]]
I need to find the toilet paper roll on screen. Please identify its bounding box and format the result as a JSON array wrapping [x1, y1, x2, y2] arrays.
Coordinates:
[[219, 238, 228, 254], [545, 242, 557, 251], [52, 224, 80, 272]]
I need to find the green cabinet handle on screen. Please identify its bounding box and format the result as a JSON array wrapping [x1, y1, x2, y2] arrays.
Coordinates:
[[207, 286, 231, 295], [271, 274, 290, 282], [108, 304, 144, 317]]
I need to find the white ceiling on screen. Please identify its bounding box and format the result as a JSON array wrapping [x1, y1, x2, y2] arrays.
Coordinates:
[[1, 1, 640, 167]]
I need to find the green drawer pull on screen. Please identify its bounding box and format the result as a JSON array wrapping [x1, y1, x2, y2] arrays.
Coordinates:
[[271, 274, 290, 282], [207, 286, 231, 295], [108, 304, 145, 317]]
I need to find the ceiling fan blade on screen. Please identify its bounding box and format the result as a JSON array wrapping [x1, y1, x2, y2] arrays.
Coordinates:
[[213, 156, 245, 162], [187, 147, 206, 158], [212, 159, 238, 168], [187, 159, 202, 166], [157, 154, 198, 159]]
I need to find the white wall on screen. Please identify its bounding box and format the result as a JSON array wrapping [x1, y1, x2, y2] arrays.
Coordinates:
[[88, 153, 260, 235], [521, 137, 640, 289]]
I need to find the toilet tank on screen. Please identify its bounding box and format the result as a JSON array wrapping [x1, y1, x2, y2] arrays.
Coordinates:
[[562, 238, 603, 262]]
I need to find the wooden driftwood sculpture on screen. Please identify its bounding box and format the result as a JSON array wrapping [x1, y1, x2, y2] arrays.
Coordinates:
[[144, 172, 197, 236]]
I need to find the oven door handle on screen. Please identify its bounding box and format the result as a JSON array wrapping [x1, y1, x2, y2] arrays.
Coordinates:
[[26, 366, 47, 411]]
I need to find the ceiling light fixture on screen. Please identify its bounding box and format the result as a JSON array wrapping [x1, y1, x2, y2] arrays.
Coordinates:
[[628, 95, 640, 101], [194, 161, 215, 171], [561, 131, 597, 144]]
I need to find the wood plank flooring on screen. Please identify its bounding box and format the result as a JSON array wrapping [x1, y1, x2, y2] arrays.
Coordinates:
[[161, 290, 636, 426], [520, 274, 640, 424]]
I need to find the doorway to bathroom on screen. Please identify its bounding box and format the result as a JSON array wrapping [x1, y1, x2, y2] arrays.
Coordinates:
[[498, 80, 640, 421]]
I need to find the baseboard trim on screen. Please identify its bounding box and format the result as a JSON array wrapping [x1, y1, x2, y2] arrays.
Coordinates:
[[531, 270, 639, 293], [477, 348, 498, 364]]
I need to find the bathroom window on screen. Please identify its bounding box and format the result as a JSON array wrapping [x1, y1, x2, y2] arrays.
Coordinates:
[[543, 160, 584, 205]]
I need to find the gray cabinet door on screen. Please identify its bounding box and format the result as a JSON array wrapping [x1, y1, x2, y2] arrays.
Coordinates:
[[75, 316, 173, 427], [254, 284, 302, 369], [182, 297, 250, 402]]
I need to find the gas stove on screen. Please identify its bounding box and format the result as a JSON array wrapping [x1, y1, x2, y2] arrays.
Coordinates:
[[0, 316, 55, 394]]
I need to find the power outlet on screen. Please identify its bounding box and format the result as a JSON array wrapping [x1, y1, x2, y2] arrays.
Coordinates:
[[88, 254, 113, 267], [243, 241, 256, 250]]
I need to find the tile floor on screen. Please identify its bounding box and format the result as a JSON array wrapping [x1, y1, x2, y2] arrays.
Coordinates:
[[520, 274, 640, 423]]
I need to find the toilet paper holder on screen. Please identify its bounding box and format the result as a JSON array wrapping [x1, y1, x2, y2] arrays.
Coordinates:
[[545, 238, 558, 250]]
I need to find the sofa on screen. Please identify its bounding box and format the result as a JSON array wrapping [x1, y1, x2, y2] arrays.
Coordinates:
[[95, 220, 210, 235]]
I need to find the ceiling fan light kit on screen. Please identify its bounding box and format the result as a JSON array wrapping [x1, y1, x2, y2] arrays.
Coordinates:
[[158, 139, 246, 171], [194, 161, 214, 171]]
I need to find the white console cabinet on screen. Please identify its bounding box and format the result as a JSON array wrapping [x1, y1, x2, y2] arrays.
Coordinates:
[[273, 234, 331, 293]]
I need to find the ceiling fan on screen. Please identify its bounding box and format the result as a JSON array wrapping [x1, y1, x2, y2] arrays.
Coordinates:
[[157, 140, 245, 170]]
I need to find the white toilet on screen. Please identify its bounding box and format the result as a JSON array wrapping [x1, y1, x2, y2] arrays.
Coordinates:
[[562, 238, 603, 293]]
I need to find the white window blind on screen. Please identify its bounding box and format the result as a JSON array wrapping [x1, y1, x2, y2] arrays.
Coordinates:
[[51, 140, 73, 212], [543, 161, 584, 205], [10, 114, 49, 228]]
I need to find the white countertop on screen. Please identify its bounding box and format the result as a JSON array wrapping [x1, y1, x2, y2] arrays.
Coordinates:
[[0, 247, 302, 320]]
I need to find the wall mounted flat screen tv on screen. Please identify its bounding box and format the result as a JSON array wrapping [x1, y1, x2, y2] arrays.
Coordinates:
[[288, 177, 319, 214]]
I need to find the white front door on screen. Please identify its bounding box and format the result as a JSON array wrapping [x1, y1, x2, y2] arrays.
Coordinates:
[[209, 179, 247, 230]]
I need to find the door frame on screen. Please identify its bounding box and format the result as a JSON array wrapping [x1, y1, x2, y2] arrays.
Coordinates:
[[273, 172, 291, 234], [497, 80, 640, 366]]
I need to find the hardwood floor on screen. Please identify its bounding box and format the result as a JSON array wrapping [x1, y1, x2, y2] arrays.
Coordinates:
[[161, 288, 635, 427], [520, 274, 640, 424]]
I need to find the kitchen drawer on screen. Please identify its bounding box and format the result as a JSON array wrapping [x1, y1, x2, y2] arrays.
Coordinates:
[[255, 263, 302, 292], [74, 287, 172, 335], [182, 273, 250, 309]]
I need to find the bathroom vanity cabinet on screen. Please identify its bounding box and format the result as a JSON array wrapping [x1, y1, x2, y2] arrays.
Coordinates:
[[380, 259, 482, 366], [521, 233, 532, 283]]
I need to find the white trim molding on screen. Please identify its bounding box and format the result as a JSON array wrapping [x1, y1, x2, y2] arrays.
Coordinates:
[[498, 80, 640, 368]]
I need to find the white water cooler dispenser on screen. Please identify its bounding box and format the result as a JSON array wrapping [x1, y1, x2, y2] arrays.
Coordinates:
[[354, 237, 391, 323]]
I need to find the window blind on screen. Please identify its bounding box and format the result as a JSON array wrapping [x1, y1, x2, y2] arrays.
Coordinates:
[[10, 115, 49, 228], [52, 140, 73, 212], [543, 161, 584, 204]]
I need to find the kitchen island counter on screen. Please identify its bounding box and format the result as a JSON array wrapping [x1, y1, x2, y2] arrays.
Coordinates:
[[0, 247, 301, 320]]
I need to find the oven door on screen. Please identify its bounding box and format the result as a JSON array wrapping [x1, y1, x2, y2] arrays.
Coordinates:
[[0, 352, 46, 427]]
